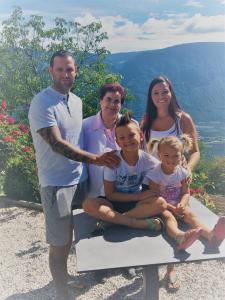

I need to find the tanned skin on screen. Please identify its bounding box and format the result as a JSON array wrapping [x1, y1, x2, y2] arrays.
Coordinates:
[[38, 125, 119, 167], [36, 53, 119, 300]]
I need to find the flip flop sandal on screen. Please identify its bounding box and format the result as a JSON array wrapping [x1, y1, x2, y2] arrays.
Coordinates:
[[165, 272, 180, 292], [177, 228, 202, 250], [211, 216, 225, 246], [91, 220, 112, 236], [145, 217, 164, 231]]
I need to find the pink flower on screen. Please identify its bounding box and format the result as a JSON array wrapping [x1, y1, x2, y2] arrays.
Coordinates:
[[1, 100, 7, 110], [0, 113, 5, 119], [6, 117, 15, 124], [3, 136, 15, 143]]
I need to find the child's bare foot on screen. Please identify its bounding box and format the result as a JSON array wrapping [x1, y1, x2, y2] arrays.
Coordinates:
[[176, 228, 202, 250]]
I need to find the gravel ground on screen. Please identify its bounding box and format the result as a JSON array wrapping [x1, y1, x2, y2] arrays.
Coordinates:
[[1, 196, 225, 300]]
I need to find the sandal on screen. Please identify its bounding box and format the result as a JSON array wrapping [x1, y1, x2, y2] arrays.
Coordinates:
[[211, 216, 225, 246], [164, 271, 180, 292], [145, 217, 164, 231], [177, 228, 202, 250], [91, 220, 112, 236]]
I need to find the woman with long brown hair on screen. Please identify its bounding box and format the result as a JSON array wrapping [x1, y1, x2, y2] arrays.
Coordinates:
[[141, 75, 200, 291]]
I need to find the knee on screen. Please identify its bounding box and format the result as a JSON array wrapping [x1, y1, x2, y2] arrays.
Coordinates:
[[82, 198, 95, 213], [183, 209, 196, 220], [162, 210, 175, 221], [156, 197, 167, 211]]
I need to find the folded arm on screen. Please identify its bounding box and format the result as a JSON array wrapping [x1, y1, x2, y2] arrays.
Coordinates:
[[104, 180, 155, 202]]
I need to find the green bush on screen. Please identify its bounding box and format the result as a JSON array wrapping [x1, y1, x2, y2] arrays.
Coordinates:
[[0, 99, 40, 202], [3, 159, 40, 202], [204, 157, 225, 195]]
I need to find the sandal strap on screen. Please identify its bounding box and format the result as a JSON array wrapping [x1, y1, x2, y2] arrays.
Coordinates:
[[145, 217, 161, 230]]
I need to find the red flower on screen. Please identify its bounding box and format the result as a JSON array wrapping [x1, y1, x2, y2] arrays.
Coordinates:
[[190, 187, 203, 195], [6, 117, 15, 124], [19, 123, 29, 133], [3, 136, 15, 142], [10, 130, 21, 137], [24, 146, 32, 153], [195, 188, 203, 194], [0, 113, 5, 119], [25, 157, 31, 161], [1, 100, 7, 110]]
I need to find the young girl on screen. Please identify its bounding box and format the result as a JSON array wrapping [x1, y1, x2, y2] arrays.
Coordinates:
[[146, 135, 225, 250]]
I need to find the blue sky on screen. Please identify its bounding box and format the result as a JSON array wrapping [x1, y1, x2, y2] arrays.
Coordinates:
[[0, 0, 225, 52]]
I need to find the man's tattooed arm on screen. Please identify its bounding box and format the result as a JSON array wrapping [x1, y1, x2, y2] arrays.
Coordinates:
[[37, 126, 97, 164], [37, 126, 120, 168]]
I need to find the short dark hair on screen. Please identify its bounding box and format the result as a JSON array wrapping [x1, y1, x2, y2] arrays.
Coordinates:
[[50, 50, 76, 67], [116, 111, 135, 129], [99, 83, 126, 104]]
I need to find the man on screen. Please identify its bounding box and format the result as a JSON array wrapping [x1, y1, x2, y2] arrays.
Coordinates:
[[28, 50, 119, 300]]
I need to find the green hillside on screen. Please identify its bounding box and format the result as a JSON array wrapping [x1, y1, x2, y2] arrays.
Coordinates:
[[106, 42, 225, 122]]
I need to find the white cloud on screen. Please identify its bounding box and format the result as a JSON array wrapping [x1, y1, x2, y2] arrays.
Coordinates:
[[74, 13, 225, 53], [185, 1, 204, 8], [220, 0, 225, 4], [184, 14, 225, 33]]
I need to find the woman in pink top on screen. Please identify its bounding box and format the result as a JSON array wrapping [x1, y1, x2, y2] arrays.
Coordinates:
[[82, 83, 138, 280], [82, 83, 125, 197]]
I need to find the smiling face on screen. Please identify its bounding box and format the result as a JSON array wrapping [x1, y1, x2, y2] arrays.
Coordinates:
[[151, 81, 172, 110], [116, 122, 142, 153], [100, 91, 122, 120], [49, 55, 77, 94], [158, 144, 182, 174]]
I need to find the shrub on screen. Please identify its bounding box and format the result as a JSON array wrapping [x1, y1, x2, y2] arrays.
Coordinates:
[[0, 99, 40, 202], [190, 161, 216, 212], [204, 157, 225, 196], [3, 159, 40, 202], [190, 188, 216, 213]]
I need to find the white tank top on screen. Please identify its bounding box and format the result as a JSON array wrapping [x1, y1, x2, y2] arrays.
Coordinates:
[[145, 117, 183, 158], [150, 120, 182, 139]]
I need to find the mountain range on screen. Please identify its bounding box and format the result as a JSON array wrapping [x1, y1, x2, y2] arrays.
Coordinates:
[[106, 42, 225, 123]]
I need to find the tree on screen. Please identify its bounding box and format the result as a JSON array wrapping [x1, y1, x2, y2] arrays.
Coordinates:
[[0, 6, 121, 118]]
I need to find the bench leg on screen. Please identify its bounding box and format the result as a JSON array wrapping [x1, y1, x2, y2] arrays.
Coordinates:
[[143, 265, 159, 300]]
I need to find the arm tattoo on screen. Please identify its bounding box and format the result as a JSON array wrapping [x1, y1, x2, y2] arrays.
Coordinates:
[[38, 127, 93, 163]]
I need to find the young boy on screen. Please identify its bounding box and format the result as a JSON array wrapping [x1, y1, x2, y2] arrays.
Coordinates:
[[83, 112, 166, 234]]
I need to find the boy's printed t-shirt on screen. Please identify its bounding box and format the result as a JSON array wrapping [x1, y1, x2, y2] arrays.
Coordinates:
[[104, 150, 159, 193], [145, 164, 188, 205]]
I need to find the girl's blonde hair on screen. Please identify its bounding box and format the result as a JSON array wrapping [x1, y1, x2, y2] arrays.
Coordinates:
[[147, 134, 192, 154]]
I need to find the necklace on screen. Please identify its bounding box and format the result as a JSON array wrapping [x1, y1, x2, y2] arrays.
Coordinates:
[[102, 117, 118, 129]]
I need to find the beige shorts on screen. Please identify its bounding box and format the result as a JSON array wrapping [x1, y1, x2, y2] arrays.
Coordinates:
[[40, 180, 88, 246]]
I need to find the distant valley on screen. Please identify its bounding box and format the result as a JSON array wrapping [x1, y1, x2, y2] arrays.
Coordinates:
[[106, 42, 225, 157], [107, 42, 225, 122]]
